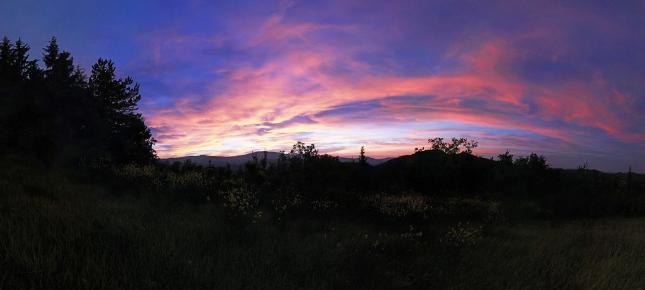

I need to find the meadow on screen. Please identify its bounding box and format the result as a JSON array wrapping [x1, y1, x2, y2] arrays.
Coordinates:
[[2, 37, 645, 289], [3, 159, 645, 290]]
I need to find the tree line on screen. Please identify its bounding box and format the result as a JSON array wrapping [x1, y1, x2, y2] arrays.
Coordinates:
[[0, 37, 155, 166], [147, 137, 642, 219]]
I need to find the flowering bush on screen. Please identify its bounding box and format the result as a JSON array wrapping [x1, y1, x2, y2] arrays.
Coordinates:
[[222, 186, 259, 217], [361, 194, 430, 219], [113, 164, 163, 191], [114, 164, 157, 182], [442, 222, 483, 247]]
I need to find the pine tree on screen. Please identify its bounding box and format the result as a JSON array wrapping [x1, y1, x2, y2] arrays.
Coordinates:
[[89, 58, 155, 164], [628, 165, 633, 190], [43, 37, 59, 69], [0, 37, 12, 81], [0, 37, 13, 149], [1, 37, 155, 165], [0, 37, 49, 158], [12, 39, 30, 79], [359, 146, 367, 166]]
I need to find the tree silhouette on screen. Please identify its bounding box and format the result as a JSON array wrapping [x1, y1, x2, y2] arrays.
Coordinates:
[[0, 37, 155, 165], [289, 141, 318, 160], [497, 150, 513, 165], [513, 154, 543, 169], [428, 137, 478, 154], [359, 146, 367, 166], [89, 58, 156, 164]]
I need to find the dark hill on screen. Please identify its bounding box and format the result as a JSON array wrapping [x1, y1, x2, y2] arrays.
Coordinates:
[[372, 150, 497, 194], [162, 151, 391, 167]]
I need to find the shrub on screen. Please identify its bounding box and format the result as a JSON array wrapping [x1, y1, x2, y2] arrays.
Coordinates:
[[443, 198, 501, 220], [271, 187, 304, 218], [441, 222, 483, 247], [361, 194, 430, 220], [222, 186, 259, 218]]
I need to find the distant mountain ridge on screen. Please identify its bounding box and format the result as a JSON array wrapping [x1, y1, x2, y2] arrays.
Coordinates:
[[161, 151, 392, 167]]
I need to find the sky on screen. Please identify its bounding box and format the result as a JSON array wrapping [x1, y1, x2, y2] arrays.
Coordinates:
[[2, 0, 645, 172]]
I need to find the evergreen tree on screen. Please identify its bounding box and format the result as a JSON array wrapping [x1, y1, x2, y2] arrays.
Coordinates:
[[89, 58, 155, 164], [0, 37, 11, 70], [40, 37, 88, 162], [0, 38, 13, 149], [359, 146, 367, 166], [11, 39, 30, 80], [0, 38, 38, 153], [0, 37, 156, 166], [43, 37, 59, 69], [627, 165, 633, 190]]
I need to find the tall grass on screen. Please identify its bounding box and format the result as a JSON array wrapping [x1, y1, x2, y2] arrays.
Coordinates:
[[3, 165, 645, 289]]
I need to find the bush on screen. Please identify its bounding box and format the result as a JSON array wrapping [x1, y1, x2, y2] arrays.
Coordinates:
[[441, 222, 483, 248], [222, 186, 260, 221], [361, 194, 430, 220]]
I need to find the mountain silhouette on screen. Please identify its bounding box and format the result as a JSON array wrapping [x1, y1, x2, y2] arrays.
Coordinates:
[[161, 151, 391, 167]]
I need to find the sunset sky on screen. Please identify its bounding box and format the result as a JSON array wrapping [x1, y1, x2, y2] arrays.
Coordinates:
[[2, 0, 645, 171]]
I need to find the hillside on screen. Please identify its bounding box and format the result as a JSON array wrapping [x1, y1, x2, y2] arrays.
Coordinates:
[[162, 151, 391, 167]]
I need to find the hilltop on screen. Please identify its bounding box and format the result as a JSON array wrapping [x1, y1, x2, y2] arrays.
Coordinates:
[[161, 151, 391, 167]]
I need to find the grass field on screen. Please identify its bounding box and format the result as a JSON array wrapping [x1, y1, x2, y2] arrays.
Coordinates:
[[2, 168, 645, 289]]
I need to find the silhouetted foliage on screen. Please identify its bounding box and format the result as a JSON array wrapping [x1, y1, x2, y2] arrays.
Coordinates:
[[0, 37, 155, 166], [427, 137, 478, 154], [88, 58, 155, 164], [358, 146, 367, 166], [497, 151, 513, 165], [119, 138, 644, 220]]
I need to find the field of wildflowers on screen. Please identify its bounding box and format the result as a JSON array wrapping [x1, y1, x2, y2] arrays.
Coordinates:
[[3, 161, 645, 289]]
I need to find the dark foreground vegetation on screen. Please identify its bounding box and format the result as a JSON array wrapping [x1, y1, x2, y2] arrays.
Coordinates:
[[4, 160, 645, 289], [2, 38, 645, 289]]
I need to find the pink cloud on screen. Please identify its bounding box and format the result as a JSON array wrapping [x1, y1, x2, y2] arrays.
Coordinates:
[[142, 4, 644, 169]]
